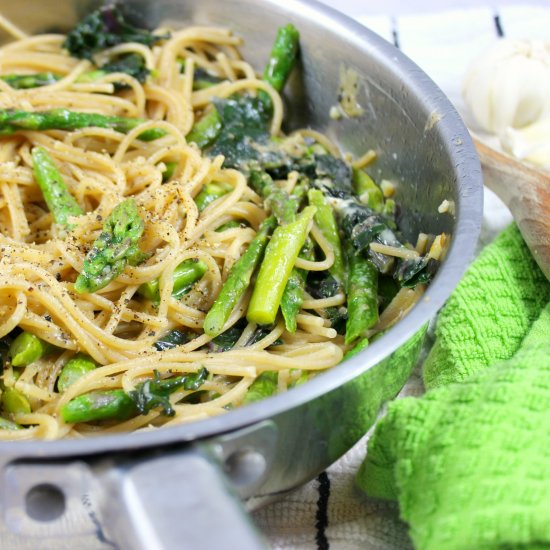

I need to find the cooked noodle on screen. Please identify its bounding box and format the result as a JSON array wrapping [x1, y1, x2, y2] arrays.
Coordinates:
[[0, 14, 436, 440]]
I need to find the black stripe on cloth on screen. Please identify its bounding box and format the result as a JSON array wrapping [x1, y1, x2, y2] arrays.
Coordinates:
[[494, 14, 505, 37], [391, 17, 400, 49], [315, 472, 331, 550]]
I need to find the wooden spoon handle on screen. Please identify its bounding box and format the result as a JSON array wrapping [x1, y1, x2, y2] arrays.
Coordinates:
[[473, 137, 550, 280]]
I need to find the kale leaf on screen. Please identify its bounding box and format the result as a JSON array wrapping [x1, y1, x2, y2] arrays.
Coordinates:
[[129, 367, 208, 416], [64, 4, 168, 60]]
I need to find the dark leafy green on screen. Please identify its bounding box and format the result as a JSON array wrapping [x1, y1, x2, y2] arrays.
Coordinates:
[[209, 320, 279, 352], [208, 96, 272, 169], [129, 367, 208, 416], [64, 4, 168, 60], [154, 329, 191, 351], [192, 67, 223, 90], [99, 53, 149, 85]]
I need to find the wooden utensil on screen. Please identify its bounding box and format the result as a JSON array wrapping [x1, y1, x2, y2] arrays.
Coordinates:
[[473, 137, 550, 280]]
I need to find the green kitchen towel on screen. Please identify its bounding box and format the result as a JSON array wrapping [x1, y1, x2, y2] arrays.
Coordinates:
[[357, 224, 550, 550]]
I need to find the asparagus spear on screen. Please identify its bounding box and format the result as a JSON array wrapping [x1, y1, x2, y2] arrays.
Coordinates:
[[0, 417, 23, 430], [0, 108, 166, 141], [203, 216, 277, 337], [344, 240, 379, 344], [1, 53, 151, 90], [307, 189, 345, 285], [61, 389, 136, 423], [1, 387, 31, 415], [186, 108, 223, 149], [138, 258, 208, 303], [250, 173, 309, 332], [161, 161, 178, 182], [194, 182, 232, 212], [248, 206, 316, 325], [57, 353, 98, 392], [343, 337, 370, 360], [10, 332, 52, 367], [352, 168, 384, 212], [74, 198, 148, 294], [216, 220, 241, 232], [32, 147, 84, 228], [249, 171, 302, 225], [260, 24, 300, 108], [280, 237, 314, 333], [1, 73, 60, 89], [242, 371, 278, 404], [61, 368, 208, 423]]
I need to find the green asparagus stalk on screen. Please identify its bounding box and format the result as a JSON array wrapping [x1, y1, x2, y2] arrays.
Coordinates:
[[0, 108, 166, 141], [186, 108, 223, 149], [248, 206, 316, 325], [203, 216, 277, 337], [383, 198, 396, 217], [216, 220, 241, 232], [138, 259, 208, 303], [10, 332, 52, 367], [1, 73, 60, 89], [242, 371, 278, 404], [194, 182, 232, 212], [61, 368, 208, 423], [307, 189, 345, 284], [1, 53, 150, 90], [250, 173, 307, 332], [1, 387, 31, 415], [57, 353, 98, 392], [31, 147, 84, 228], [280, 238, 314, 333], [61, 389, 136, 423], [352, 168, 384, 212], [161, 161, 178, 182], [249, 171, 304, 226], [344, 240, 379, 344], [260, 23, 300, 107], [74, 198, 148, 294], [343, 337, 370, 360], [0, 416, 23, 430]]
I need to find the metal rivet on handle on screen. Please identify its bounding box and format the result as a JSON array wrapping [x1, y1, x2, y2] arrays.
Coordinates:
[[224, 448, 267, 487], [25, 483, 66, 522]]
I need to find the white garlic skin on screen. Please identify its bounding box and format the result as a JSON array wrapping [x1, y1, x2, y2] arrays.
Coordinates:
[[463, 39, 550, 133]]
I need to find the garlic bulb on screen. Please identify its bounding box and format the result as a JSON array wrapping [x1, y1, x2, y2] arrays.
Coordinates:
[[463, 39, 550, 134]]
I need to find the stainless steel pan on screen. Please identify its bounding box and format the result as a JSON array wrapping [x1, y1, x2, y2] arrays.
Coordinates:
[[0, 1, 483, 548]]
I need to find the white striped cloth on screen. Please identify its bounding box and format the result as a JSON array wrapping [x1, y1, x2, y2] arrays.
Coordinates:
[[253, 3, 550, 549]]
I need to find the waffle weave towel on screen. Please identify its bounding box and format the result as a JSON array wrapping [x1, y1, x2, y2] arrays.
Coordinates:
[[357, 224, 550, 550]]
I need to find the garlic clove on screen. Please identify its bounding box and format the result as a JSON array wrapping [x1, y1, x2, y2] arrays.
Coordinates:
[[501, 117, 550, 167]]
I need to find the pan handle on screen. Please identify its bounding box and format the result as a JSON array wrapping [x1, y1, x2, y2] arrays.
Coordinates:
[[96, 443, 268, 550]]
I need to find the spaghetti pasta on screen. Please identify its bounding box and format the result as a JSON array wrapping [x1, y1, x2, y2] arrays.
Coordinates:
[[0, 6, 441, 440]]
